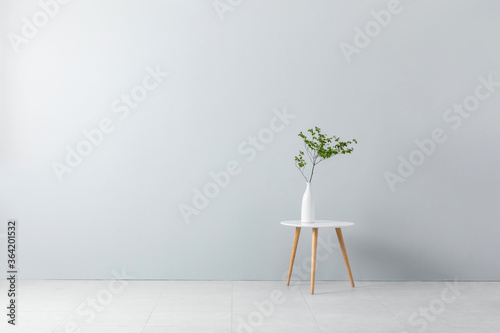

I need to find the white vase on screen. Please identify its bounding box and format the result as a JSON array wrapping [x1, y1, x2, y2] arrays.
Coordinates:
[[301, 182, 315, 223]]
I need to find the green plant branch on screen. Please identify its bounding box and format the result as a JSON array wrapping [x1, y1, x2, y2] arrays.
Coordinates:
[[295, 161, 308, 182], [294, 127, 357, 183]]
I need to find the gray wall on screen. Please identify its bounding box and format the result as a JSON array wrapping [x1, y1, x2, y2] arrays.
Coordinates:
[[1, 0, 499, 280]]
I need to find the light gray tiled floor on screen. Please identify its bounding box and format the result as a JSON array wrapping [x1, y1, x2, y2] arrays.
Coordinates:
[[0, 280, 499, 333]]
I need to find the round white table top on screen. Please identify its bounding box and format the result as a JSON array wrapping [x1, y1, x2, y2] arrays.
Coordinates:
[[280, 220, 354, 228]]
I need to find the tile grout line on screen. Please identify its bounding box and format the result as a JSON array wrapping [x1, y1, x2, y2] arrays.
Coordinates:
[[140, 286, 163, 333], [299, 283, 324, 333], [483, 284, 500, 333], [50, 284, 99, 333], [364, 284, 413, 332], [489, 281, 500, 289], [483, 283, 500, 333]]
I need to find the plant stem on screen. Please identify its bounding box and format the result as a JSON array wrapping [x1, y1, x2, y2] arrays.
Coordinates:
[[309, 158, 317, 182], [295, 162, 308, 182], [305, 143, 313, 161]]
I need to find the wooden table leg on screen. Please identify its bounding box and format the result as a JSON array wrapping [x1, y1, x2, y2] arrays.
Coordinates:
[[311, 228, 318, 294], [336, 228, 355, 287], [286, 227, 301, 286]]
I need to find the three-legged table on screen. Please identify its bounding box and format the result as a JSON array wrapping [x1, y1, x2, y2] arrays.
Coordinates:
[[280, 220, 355, 294]]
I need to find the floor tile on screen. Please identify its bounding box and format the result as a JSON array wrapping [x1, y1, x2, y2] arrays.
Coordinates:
[[154, 293, 231, 312], [144, 326, 228, 333], [303, 284, 387, 314], [233, 282, 307, 313], [0, 312, 68, 328], [145, 311, 231, 331], [404, 311, 500, 333], [314, 311, 408, 333], [161, 281, 233, 294], [17, 289, 90, 312], [1, 280, 499, 333], [79, 295, 160, 313], [55, 311, 151, 328], [0, 328, 53, 333], [453, 282, 500, 300], [233, 307, 319, 332], [78, 328, 144, 333], [155, 281, 232, 312]]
